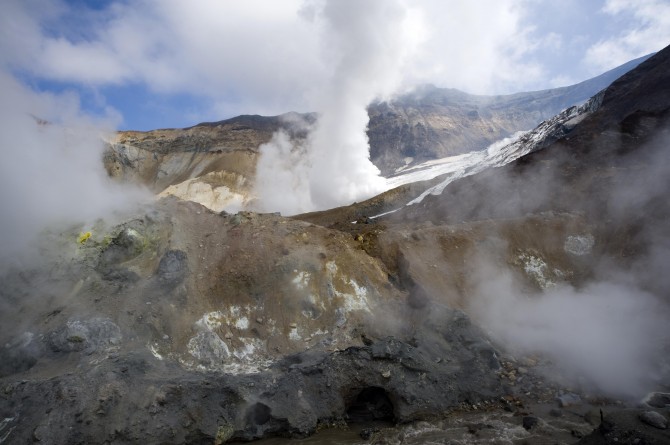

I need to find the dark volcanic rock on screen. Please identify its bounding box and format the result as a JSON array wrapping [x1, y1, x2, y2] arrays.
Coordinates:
[[639, 410, 668, 429], [522, 415, 539, 430], [577, 409, 670, 444], [645, 392, 670, 408], [0, 333, 42, 377], [359, 426, 380, 440], [157, 249, 188, 286], [0, 333, 503, 443]]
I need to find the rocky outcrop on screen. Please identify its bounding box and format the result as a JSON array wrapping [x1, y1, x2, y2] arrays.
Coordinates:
[[103, 114, 295, 212], [0, 198, 505, 443], [2, 329, 502, 443]]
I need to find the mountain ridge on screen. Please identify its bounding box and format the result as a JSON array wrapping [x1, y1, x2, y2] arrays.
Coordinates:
[[103, 54, 651, 210], [367, 53, 652, 174]]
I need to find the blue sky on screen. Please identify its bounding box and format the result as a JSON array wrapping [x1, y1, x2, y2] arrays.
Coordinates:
[[2, 0, 669, 131]]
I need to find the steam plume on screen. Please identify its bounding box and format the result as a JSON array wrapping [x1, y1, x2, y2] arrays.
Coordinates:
[[254, 0, 421, 214], [0, 71, 149, 264]]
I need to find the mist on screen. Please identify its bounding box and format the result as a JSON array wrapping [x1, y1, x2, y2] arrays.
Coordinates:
[[253, 0, 420, 215], [0, 71, 149, 265], [254, 124, 312, 215], [459, 130, 670, 399], [469, 257, 669, 398]]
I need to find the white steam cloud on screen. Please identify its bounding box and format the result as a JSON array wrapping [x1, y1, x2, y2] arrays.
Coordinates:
[[254, 0, 422, 215], [0, 71, 149, 264], [254, 126, 312, 215], [470, 259, 670, 398], [461, 132, 670, 399]]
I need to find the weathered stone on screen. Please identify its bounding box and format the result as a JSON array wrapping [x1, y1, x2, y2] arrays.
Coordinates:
[[557, 393, 581, 408], [640, 411, 668, 429], [157, 249, 188, 286], [98, 227, 146, 267], [48, 318, 122, 354], [359, 427, 380, 440], [645, 392, 670, 408]]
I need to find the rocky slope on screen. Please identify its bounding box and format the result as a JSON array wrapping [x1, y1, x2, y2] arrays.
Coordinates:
[[103, 113, 315, 213], [385, 40, 670, 303], [368, 53, 650, 175], [0, 197, 506, 443]]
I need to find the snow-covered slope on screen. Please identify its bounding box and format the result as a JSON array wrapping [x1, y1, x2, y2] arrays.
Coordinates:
[[381, 90, 605, 209]]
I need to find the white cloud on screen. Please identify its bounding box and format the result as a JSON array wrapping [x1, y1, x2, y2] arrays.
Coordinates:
[[41, 38, 131, 83], [586, 0, 670, 72], [412, 1, 548, 92], [4, 0, 664, 122], [1, 0, 564, 117]]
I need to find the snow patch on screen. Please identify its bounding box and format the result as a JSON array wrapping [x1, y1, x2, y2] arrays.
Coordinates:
[[374, 94, 604, 212]]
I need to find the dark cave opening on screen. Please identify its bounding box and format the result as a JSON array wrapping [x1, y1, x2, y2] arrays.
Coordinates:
[[246, 402, 272, 426], [346, 387, 396, 423]]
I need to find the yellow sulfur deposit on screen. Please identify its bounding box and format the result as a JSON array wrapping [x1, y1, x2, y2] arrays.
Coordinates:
[[77, 231, 92, 244]]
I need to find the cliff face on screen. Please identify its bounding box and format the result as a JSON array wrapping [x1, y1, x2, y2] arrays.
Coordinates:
[[367, 54, 650, 175]]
